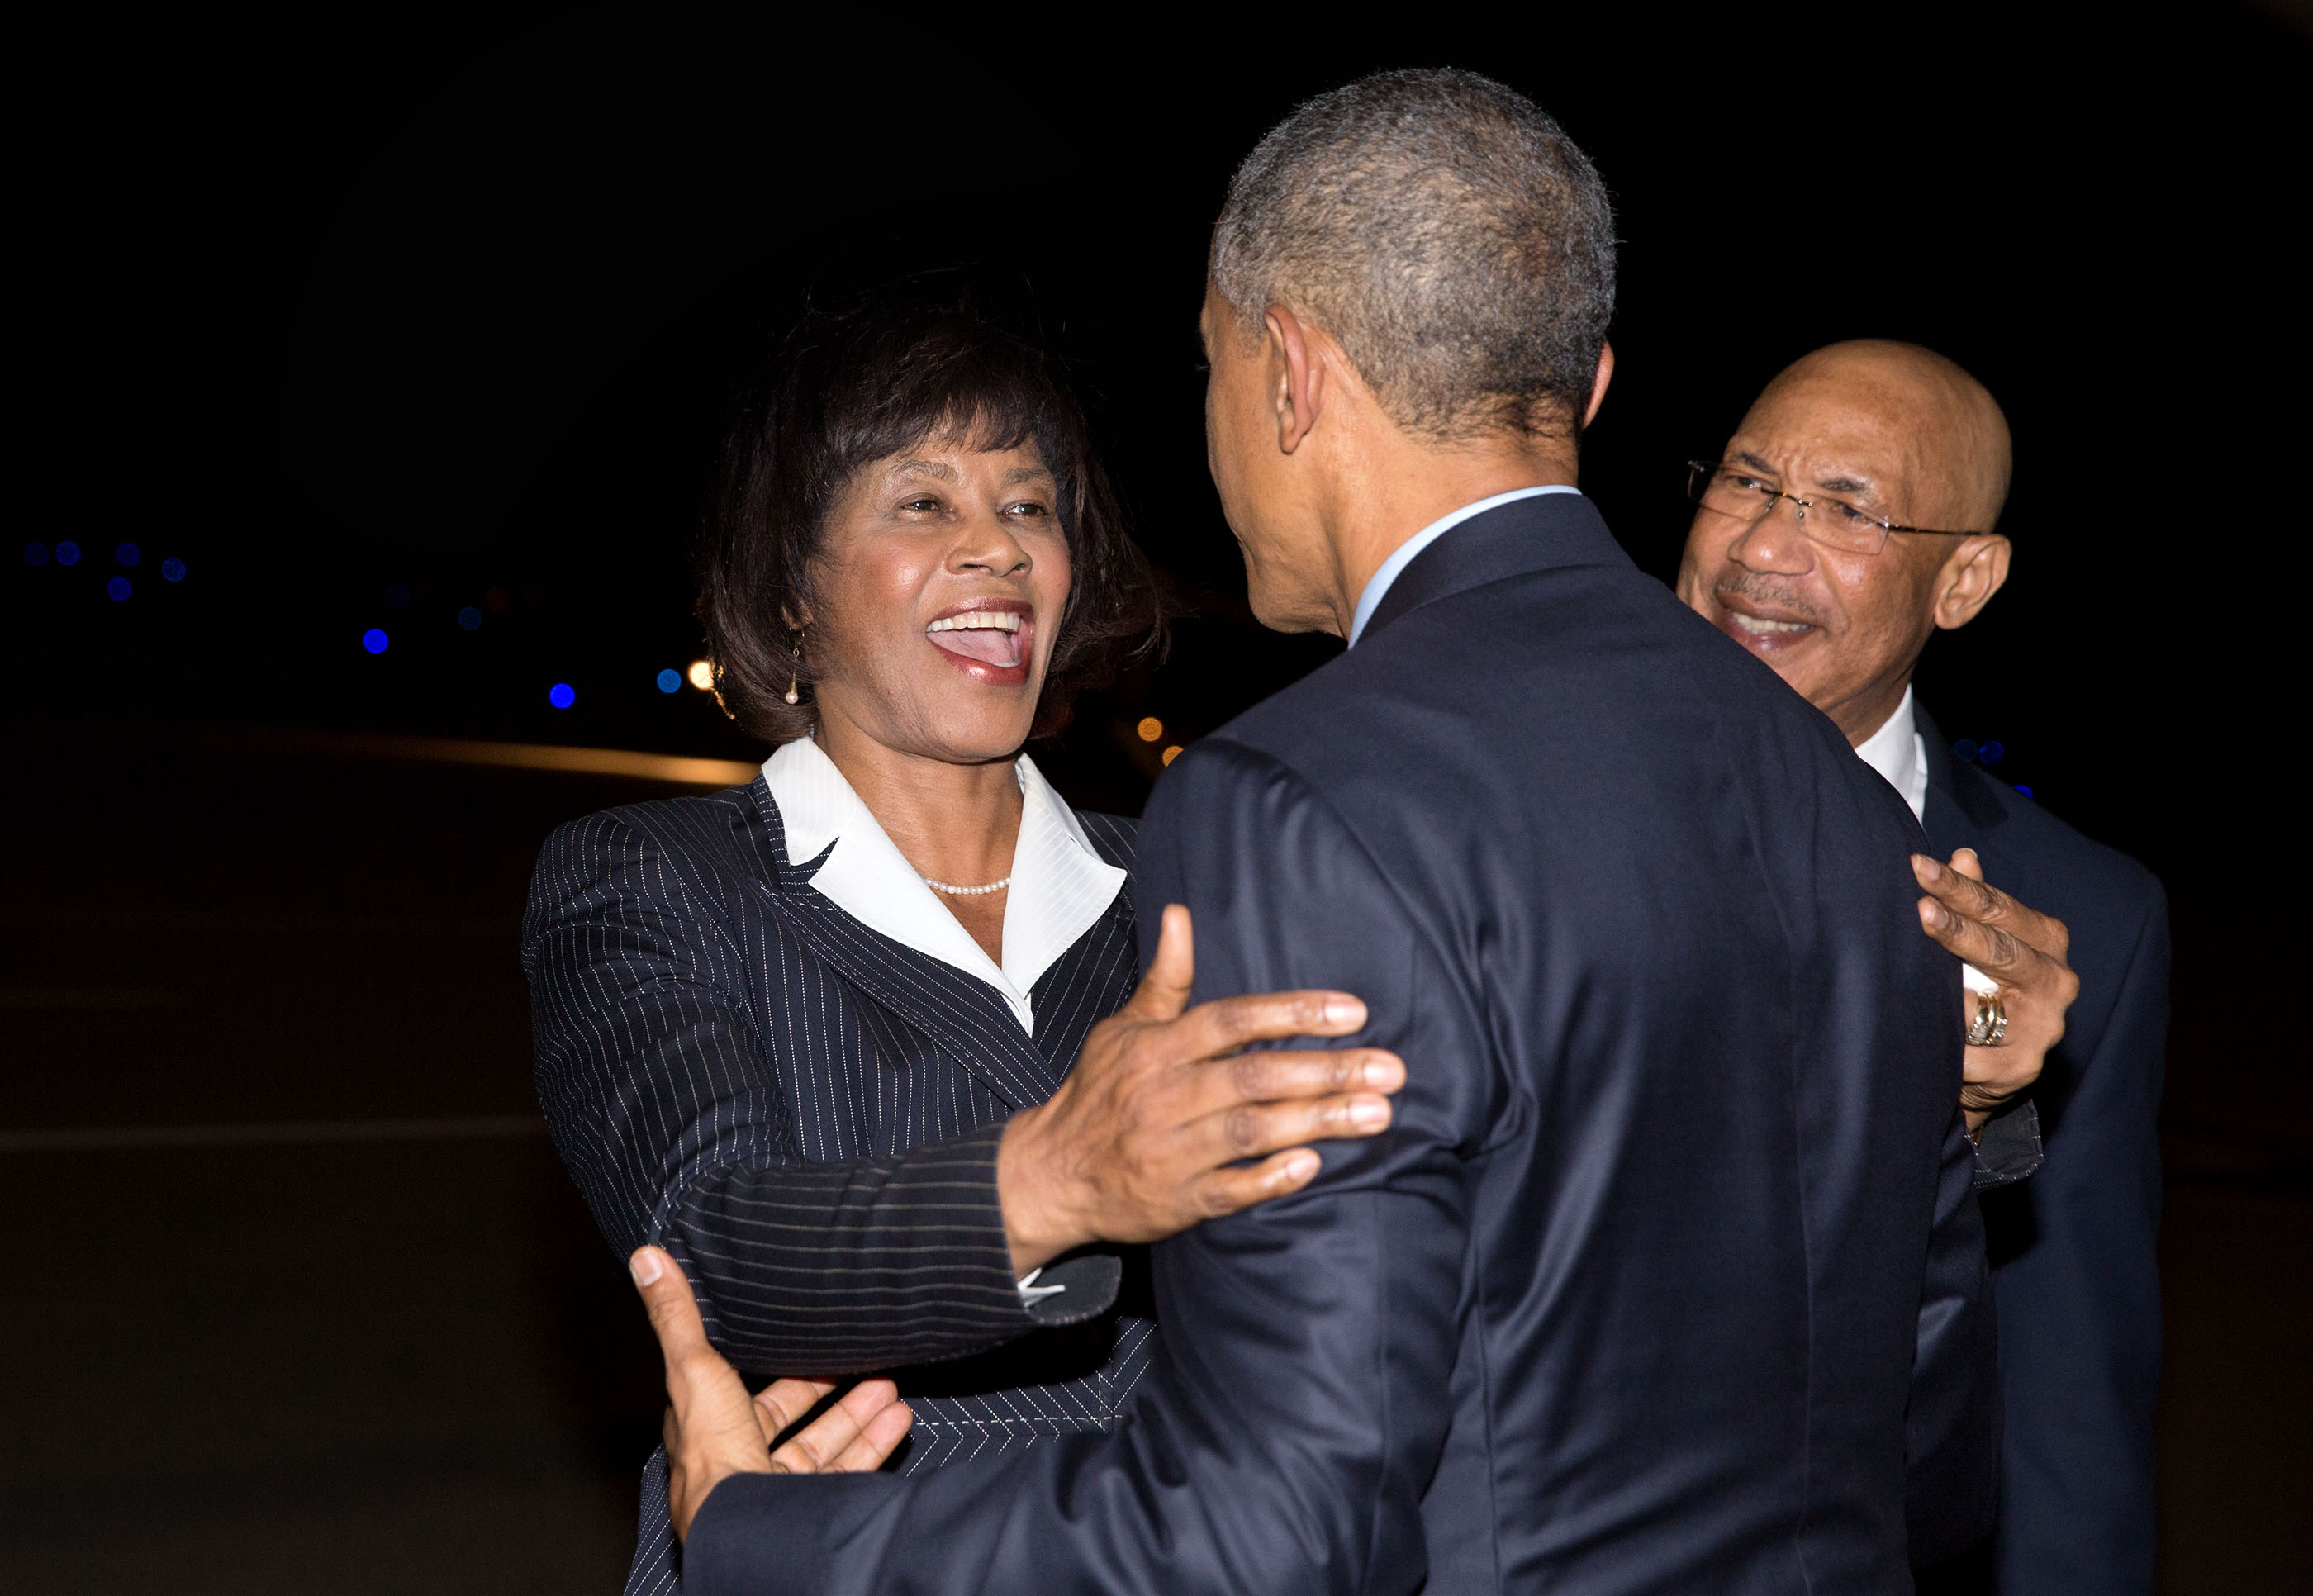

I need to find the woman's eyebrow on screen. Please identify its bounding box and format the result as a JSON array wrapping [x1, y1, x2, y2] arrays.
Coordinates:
[[1002, 464, 1057, 486], [891, 458, 956, 482]]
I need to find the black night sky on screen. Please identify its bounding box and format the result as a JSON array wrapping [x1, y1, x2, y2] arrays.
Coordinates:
[[12, 4, 2306, 884]]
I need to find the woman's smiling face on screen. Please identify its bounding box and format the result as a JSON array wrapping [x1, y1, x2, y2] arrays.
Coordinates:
[[804, 428, 1072, 766]]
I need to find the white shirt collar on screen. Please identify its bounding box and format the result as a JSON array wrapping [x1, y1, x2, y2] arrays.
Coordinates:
[[1853, 687, 1995, 994], [1346, 484, 1582, 647], [1852, 684, 1930, 824], [763, 737, 1126, 1035]]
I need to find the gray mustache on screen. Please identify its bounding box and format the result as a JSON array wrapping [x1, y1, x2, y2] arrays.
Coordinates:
[[1713, 574, 1826, 628]]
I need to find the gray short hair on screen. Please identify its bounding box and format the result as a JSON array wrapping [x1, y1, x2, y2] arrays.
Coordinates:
[[1212, 68, 1617, 440]]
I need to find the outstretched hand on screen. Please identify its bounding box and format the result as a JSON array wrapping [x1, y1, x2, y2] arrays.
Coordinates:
[[1911, 849, 2080, 1133], [996, 904, 1403, 1275], [629, 1246, 914, 1542]]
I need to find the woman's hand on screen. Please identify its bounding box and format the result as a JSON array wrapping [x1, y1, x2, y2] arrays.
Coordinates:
[[629, 1247, 914, 1542], [1910, 849, 2080, 1135], [996, 904, 1403, 1275]]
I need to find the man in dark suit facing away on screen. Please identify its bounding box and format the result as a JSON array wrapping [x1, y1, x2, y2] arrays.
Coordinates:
[[642, 70, 1998, 1592], [1678, 341, 2169, 1595]]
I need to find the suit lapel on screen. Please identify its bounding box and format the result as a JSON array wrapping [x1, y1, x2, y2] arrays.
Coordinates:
[[1915, 706, 2009, 856], [741, 776, 1066, 1111]]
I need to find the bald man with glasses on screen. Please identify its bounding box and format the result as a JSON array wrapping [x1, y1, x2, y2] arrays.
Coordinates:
[[1678, 340, 2169, 1596]]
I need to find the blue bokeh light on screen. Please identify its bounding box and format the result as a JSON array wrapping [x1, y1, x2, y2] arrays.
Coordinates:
[[116, 543, 141, 567], [107, 577, 131, 601], [55, 541, 81, 566], [458, 606, 482, 631], [2014, 785, 2034, 799], [1952, 738, 1979, 763], [1978, 740, 2005, 767], [363, 628, 389, 654], [162, 558, 185, 582], [25, 543, 47, 566], [656, 667, 682, 694], [549, 682, 576, 710], [385, 582, 411, 608]]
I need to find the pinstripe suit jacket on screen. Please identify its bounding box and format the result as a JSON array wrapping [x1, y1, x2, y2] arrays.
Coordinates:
[[522, 773, 1151, 1596]]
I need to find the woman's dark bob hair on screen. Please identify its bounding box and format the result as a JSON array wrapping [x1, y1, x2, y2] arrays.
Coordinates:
[[700, 287, 1166, 746]]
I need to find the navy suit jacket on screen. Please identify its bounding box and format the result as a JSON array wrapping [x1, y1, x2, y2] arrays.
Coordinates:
[[686, 494, 1996, 1594], [1916, 714, 2168, 1596]]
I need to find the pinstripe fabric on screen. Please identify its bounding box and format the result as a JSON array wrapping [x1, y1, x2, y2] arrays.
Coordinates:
[[521, 774, 1148, 1596]]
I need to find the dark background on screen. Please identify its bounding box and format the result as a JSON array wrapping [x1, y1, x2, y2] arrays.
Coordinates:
[[3, 5, 2306, 1592]]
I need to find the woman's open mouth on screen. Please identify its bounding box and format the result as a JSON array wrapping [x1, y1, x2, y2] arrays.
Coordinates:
[[925, 601, 1033, 686]]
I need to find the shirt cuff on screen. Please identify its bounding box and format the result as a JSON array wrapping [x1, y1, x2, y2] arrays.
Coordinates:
[[1970, 1099, 2044, 1189], [1012, 1252, 1123, 1327]]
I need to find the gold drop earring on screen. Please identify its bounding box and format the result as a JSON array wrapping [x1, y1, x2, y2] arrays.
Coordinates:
[[785, 625, 806, 705]]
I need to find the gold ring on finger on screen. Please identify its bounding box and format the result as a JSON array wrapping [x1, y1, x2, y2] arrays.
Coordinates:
[[1966, 987, 2008, 1047]]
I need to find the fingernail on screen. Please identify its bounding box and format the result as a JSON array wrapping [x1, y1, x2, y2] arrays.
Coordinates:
[[629, 1250, 663, 1288], [1283, 1151, 1319, 1181], [1923, 900, 1949, 929], [1916, 856, 1942, 880], [1323, 996, 1366, 1027], [1363, 1056, 1404, 1088], [1349, 1096, 1389, 1129]]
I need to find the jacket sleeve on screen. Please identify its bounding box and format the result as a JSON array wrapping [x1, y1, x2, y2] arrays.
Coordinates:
[[685, 738, 1475, 1596], [1972, 1100, 2045, 1189], [522, 810, 1053, 1375]]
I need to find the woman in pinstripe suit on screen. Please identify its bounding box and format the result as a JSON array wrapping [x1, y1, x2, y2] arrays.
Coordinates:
[[524, 292, 1404, 1591]]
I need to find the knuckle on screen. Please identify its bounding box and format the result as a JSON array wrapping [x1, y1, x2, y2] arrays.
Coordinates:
[[1228, 1052, 1275, 1099], [1207, 1000, 1257, 1048], [1196, 1177, 1243, 1218], [1223, 1104, 1266, 1153]]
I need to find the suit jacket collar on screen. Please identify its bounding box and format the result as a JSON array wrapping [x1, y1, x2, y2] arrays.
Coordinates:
[[737, 773, 1074, 1111], [1915, 704, 2009, 844], [1361, 491, 1633, 645]]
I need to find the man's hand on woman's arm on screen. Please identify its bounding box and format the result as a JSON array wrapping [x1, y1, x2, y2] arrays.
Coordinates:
[[997, 905, 1404, 1276], [1911, 848, 2081, 1134], [630, 1246, 913, 1542]]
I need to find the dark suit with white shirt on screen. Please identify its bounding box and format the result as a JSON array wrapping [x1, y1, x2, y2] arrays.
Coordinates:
[[1914, 712, 2169, 1596], [681, 492, 1999, 1594]]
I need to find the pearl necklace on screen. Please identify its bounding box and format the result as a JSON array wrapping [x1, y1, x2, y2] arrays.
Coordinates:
[[922, 875, 1011, 896]]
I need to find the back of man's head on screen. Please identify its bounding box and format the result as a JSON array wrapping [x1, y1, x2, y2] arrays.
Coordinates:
[[1212, 69, 1616, 444]]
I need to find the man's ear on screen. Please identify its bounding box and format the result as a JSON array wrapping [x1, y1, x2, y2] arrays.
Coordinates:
[[1582, 342, 1616, 430], [1265, 304, 1327, 454], [1931, 534, 2011, 630]]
